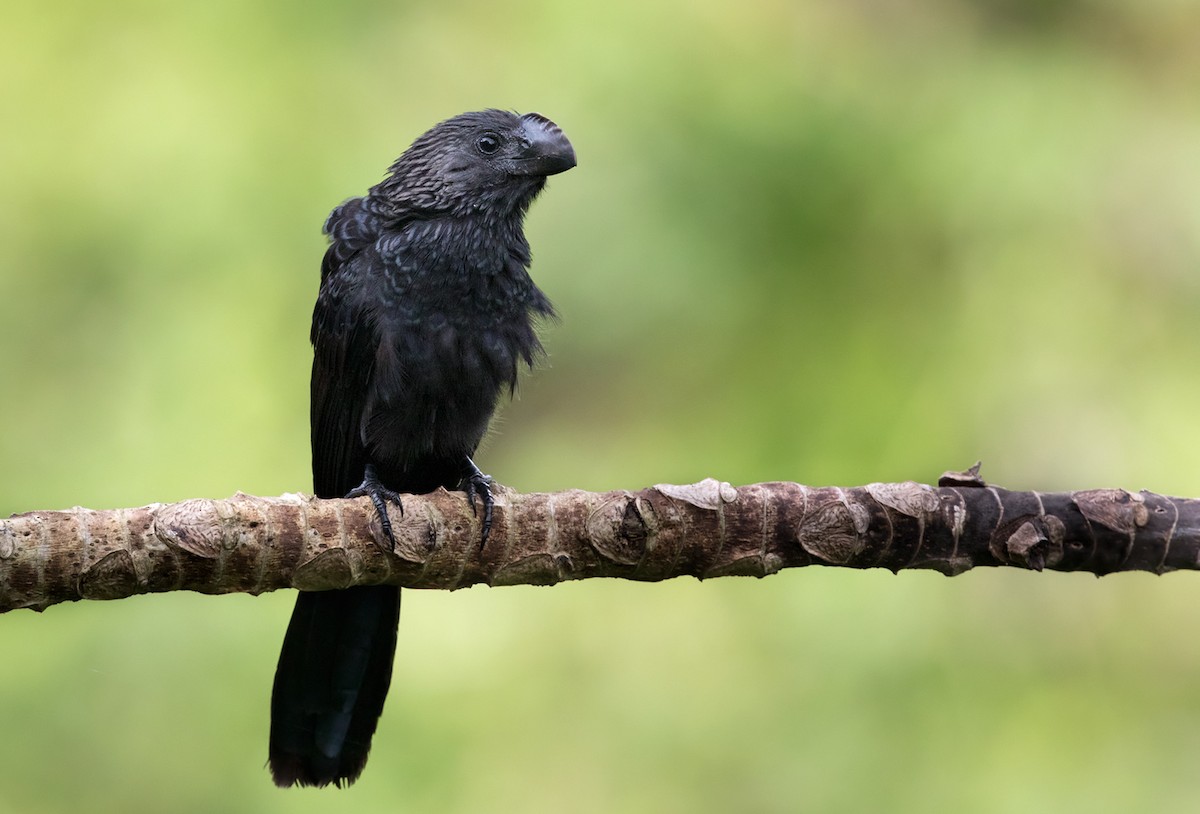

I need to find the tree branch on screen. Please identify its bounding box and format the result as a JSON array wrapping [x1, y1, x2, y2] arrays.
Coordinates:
[[3, 466, 1197, 613]]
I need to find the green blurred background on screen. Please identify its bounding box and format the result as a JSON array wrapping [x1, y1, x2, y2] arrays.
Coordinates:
[[3, 0, 1200, 811]]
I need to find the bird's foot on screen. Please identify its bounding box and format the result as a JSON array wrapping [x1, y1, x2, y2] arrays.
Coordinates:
[[461, 457, 494, 547], [346, 464, 404, 550]]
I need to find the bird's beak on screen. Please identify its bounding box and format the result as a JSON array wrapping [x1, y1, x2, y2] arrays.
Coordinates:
[[510, 113, 576, 177]]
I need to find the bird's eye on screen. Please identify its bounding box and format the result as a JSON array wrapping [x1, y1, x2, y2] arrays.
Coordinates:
[[476, 133, 501, 155]]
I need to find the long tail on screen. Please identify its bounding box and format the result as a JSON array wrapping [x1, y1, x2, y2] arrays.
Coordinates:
[[268, 584, 401, 787]]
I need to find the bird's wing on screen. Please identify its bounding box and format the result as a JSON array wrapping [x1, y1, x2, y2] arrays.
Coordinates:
[[309, 248, 380, 499]]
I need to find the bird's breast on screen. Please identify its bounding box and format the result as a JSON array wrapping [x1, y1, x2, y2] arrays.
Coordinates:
[[361, 313, 537, 464]]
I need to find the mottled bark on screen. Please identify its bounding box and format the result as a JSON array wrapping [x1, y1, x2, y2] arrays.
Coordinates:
[[2, 468, 1197, 613]]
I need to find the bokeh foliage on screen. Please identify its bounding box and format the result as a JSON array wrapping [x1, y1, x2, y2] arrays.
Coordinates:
[[2, 0, 1200, 811]]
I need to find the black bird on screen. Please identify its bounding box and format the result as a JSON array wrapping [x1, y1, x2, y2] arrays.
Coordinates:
[[268, 110, 575, 788]]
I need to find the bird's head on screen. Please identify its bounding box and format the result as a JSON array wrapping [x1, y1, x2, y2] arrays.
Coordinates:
[[373, 109, 576, 218]]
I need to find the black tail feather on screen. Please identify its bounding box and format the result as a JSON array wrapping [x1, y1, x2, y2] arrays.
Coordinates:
[[269, 585, 401, 787]]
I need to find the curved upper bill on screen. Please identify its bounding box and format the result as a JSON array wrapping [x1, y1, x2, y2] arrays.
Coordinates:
[[511, 113, 577, 176]]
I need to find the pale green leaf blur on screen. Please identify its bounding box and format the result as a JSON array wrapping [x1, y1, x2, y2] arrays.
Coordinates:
[[3, 0, 1200, 812]]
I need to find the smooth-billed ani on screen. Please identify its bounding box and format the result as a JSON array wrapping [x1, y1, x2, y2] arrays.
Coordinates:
[[268, 110, 575, 788]]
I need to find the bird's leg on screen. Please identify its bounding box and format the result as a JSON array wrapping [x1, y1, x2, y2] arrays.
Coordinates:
[[461, 456, 494, 546], [346, 463, 404, 550]]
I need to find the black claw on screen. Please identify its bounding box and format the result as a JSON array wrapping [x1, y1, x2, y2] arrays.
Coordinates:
[[346, 464, 404, 550], [462, 457, 495, 547]]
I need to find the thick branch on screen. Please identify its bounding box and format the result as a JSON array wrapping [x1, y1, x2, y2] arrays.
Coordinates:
[[3, 468, 1198, 613]]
